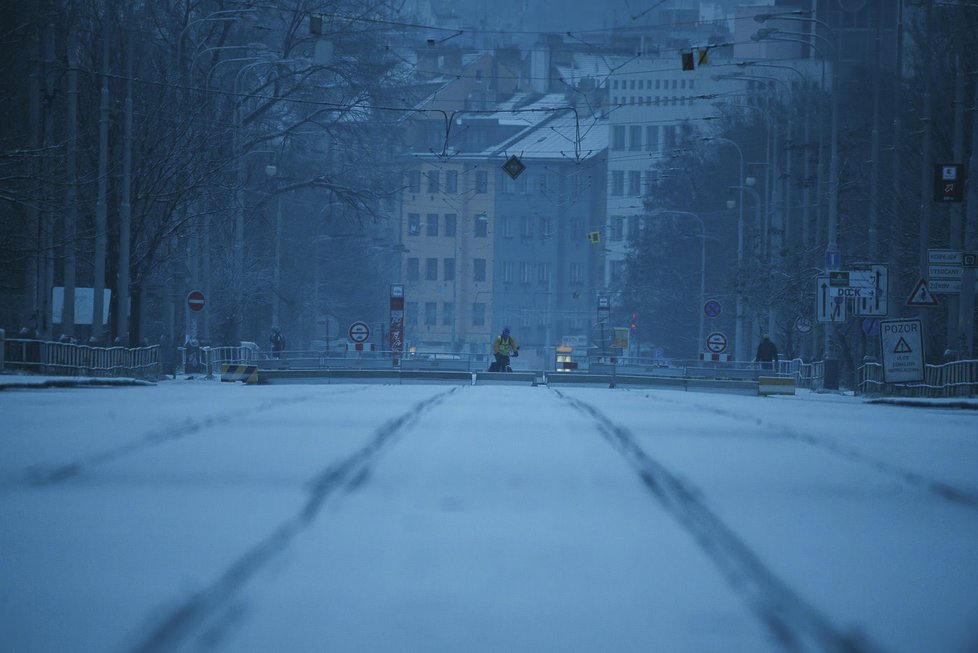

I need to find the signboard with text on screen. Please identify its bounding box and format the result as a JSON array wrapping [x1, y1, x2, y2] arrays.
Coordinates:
[[880, 319, 924, 383]]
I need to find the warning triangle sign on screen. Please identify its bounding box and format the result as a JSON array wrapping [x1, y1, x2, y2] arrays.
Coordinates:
[[906, 278, 940, 307], [893, 336, 913, 354]]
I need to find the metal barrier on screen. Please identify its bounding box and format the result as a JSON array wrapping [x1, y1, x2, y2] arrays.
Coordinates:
[[776, 358, 824, 389], [3, 338, 160, 379], [857, 359, 978, 398]]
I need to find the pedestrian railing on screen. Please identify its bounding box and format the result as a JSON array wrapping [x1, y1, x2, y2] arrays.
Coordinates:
[[3, 338, 160, 379], [857, 359, 978, 397], [776, 358, 824, 389]]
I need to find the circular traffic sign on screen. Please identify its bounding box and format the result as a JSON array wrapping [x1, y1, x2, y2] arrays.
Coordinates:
[[704, 299, 722, 319], [348, 321, 370, 343], [187, 290, 205, 312], [705, 331, 728, 354], [794, 315, 814, 334]]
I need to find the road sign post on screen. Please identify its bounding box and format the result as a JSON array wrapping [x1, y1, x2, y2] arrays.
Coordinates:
[[880, 319, 924, 383]]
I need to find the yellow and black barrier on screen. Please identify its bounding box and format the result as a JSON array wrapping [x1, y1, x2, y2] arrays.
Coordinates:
[[758, 376, 796, 396], [220, 363, 258, 384]]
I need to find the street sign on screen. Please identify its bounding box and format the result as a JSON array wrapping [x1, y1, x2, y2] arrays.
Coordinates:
[[824, 246, 841, 270], [854, 264, 887, 316], [906, 278, 940, 307], [587, 231, 601, 243], [502, 155, 527, 180], [187, 290, 205, 312], [880, 319, 924, 383], [816, 276, 846, 322], [861, 317, 881, 337], [705, 331, 728, 353], [349, 321, 370, 343], [929, 278, 962, 294], [597, 294, 611, 323], [928, 249, 963, 265], [794, 316, 814, 334], [964, 252, 978, 268], [933, 164, 965, 203], [828, 271, 850, 287], [703, 299, 722, 319]]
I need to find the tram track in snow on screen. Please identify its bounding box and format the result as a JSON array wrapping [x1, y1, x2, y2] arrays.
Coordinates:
[[128, 385, 459, 653], [13, 386, 370, 492], [638, 392, 978, 512], [555, 388, 888, 653]]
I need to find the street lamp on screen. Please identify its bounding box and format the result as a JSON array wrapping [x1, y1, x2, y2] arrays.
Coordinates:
[[700, 136, 746, 362]]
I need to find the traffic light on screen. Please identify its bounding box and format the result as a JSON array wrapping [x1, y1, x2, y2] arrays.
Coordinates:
[[629, 313, 638, 330], [681, 51, 695, 71]]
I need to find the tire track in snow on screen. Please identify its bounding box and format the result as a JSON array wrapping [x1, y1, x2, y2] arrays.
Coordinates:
[[18, 386, 370, 490], [555, 389, 888, 653], [128, 386, 460, 653], [643, 394, 978, 511]]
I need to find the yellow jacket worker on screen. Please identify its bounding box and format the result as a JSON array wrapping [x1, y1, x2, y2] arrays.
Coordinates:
[[490, 327, 519, 372]]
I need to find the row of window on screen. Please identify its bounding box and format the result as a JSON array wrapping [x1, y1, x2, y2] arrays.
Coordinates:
[[407, 170, 488, 194], [612, 78, 695, 91], [406, 257, 586, 284], [611, 124, 678, 152], [611, 95, 698, 107], [404, 302, 485, 327], [407, 169, 589, 198], [606, 215, 643, 242], [609, 170, 661, 197]]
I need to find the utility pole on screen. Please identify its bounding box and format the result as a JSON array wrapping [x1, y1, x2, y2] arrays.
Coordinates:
[[917, 2, 933, 329], [118, 27, 134, 345], [888, 0, 904, 321], [64, 36, 78, 337], [960, 79, 978, 358], [40, 22, 56, 339], [93, 12, 110, 342], [947, 54, 965, 352]]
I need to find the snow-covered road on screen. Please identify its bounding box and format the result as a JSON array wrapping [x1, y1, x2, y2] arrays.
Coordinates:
[[1, 381, 976, 653]]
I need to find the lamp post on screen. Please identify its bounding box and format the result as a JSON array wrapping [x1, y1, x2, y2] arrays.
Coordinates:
[[752, 19, 840, 366], [701, 136, 745, 362], [265, 164, 282, 329]]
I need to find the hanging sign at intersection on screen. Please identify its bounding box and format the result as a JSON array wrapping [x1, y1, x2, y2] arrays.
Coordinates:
[[879, 319, 924, 383]]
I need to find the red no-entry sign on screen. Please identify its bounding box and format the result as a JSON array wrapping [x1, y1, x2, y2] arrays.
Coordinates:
[[187, 290, 205, 312]]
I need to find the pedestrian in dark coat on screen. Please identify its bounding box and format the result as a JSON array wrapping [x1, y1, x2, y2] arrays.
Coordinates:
[[755, 334, 779, 370]]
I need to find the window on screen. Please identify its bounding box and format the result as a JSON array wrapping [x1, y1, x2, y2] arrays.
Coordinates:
[[502, 175, 517, 194], [445, 170, 458, 193], [472, 303, 486, 326], [503, 216, 515, 238], [474, 214, 488, 237], [426, 213, 439, 236], [444, 258, 455, 281], [611, 170, 624, 196], [474, 258, 486, 282], [611, 126, 625, 150], [406, 257, 419, 280], [408, 213, 421, 236], [406, 301, 418, 326], [502, 260, 514, 283], [426, 170, 440, 193], [645, 126, 659, 152], [628, 170, 641, 196], [521, 216, 533, 240], [520, 261, 531, 284], [570, 262, 584, 284], [644, 170, 658, 192], [611, 260, 626, 282], [629, 126, 642, 151], [671, 79, 678, 89], [680, 79, 686, 90], [425, 302, 437, 326], [655, 80, 661, 90], [444, 213, 457, 236], [628, 215, 641, 241], [443, 303, 454, 326], [407, 170, 420, 193], [475, 170, 488, 193], [613, 80, 619, 89], [425, 258, 438, 281], [538, 262, 551, 284], [540, 216, 553, 240], [664, 125, 677, 149], [612, 216, 624, 241], [689, 79, 695, 90], [630, 80, 635, 89]]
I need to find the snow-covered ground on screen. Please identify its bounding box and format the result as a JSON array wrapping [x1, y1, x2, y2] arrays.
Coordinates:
[[1, 380, 976, 653]]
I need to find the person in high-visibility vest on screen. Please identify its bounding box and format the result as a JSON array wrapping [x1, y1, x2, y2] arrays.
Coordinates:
[[490, 326, 519, 372]]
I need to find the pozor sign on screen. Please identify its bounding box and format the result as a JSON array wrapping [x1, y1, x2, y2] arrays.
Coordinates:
[[879, 319, 924, 384]]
